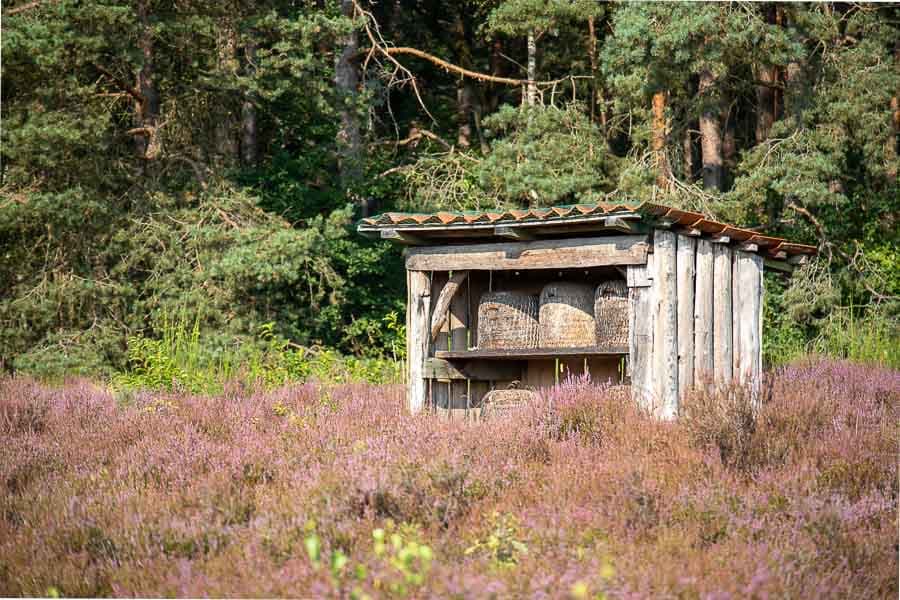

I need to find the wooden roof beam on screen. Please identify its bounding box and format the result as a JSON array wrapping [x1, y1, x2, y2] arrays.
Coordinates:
[[381, 228, 426, 245]]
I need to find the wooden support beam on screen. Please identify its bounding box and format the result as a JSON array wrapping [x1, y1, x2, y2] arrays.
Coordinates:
[[406, 235, 649, 271], [676, 235, 696, 395], [429, 270, 469, 341], [674, 226, 702, 237], [764, 258, 793, 273], [710, 235, 731, 244], [739, 242, 759, 252], [381, 228, 425, 245], [407, 271, 430, 413], [449, 275, 469, 410], [494, 225, 536, 241], [424, 357, 522, 381], [788, 254, 809, 265], [693, 239, 715, 385], [712, 244, 733, 383], [653, 230, 679, 419]]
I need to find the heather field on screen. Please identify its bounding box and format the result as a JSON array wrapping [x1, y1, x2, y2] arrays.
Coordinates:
[[1, 360, 898, 599]]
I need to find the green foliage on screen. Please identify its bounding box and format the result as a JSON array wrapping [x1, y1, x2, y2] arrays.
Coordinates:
[[465, 511, 529, 568], [478, 104, 616, 206], [1, 0, 898, 378], [112, 310, 402, 393]]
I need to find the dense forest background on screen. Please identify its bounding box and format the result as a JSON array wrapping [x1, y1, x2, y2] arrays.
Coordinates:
[[2, 0, 898, 379]]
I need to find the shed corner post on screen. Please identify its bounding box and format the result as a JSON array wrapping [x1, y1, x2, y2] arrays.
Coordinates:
[[407, 269, 430, 414]]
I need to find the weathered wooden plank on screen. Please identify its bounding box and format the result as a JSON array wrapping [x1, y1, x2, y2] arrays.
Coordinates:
[[735, 251, 763, 403], [712, 244, 733, 384], [628, 255, 654, 409], [407, 270, 430, 413], [423, 358, 522, 381], [653, 230, 679, 419], [626, 254, 653, 288], [693, 239, 715, 386], [733, 249, 741, 378], [676, 234, 696, 395], [435, 346, 628, 360], [406, 235, 649, 271], [429, 270, 469, 341]]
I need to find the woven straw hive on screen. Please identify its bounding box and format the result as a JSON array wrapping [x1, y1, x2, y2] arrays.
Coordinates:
[[539, 282, 597, 348], [477, 291, 540, 349], [594, 280, 629, 351], [480, 388, 536, 420]]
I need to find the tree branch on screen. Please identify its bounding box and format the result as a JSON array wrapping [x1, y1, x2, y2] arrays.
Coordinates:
[[93, 63, 144, 104]]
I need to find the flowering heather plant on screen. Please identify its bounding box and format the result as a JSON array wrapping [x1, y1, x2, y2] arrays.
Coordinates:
[[1, 359, 897, 598]]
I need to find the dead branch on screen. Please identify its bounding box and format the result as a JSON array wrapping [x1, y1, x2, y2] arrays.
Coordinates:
[[374, 47, 527, 86], [93, 64, 144, 104]]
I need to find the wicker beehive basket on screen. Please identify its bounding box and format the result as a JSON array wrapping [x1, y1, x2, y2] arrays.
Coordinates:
[[477, 291, 540, 349], [480, 388, 536, 420], [539, 282, 597, 348], [594, 280, 629, 351]]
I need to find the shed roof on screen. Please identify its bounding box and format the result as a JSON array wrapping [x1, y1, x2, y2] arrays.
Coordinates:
[[357, 201, 817, 261]]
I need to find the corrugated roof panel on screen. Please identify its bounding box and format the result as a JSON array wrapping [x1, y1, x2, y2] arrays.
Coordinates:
[[356, 202, 815, 258]]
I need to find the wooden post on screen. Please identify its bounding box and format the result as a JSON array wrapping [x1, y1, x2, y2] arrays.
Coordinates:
[[407, 270, 430, 413], [712, 244, 733, 384], [450, 277, 468, 411], [735, 251, 763, 403], [676, 235, 696, 396], [627, 255, 654, 410], [653, 230, 678, 419], [693, 239, 715, 386]]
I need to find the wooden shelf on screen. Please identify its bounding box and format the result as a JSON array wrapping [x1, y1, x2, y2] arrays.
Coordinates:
[[434, 346, 628, 361]]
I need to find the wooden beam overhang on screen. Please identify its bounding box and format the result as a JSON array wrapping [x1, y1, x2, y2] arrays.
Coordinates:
[[405, 235, 650, 271]]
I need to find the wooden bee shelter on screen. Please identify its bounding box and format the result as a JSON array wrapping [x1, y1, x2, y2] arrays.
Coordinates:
[[358, 202, 816, 419]]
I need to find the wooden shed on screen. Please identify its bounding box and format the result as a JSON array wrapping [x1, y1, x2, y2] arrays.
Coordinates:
[[358, 202, 816, 419]]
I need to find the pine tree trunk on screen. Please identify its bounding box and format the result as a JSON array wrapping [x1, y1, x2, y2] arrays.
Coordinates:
[[334, 0, 363, 202], [755, 66, 778, 144], [526, 30, 537, 106], [651, 91, 671, 189], [135, 0, 160, 160], [722, 113, 736, 189], [457, 83, 474, 149], [699, 69, 723, 192], [241, 41, 258, 167], [755, 5, 782, 143], [453, 12, 473, 148]]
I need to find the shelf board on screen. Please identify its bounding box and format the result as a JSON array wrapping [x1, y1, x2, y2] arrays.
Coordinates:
[[434, 346, 628, 361]]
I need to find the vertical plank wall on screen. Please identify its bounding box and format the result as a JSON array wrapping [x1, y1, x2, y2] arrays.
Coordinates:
[[627, 233, 763, 417]]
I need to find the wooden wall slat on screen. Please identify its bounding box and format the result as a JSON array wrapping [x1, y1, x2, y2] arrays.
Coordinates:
[[676, 234, 696, 395], [407, 270, 430, 413], [627, 255, 654, 410], [735, 251, 763, 403], [694, 239, 715, 386], [712, 244, 733, 384], [653, 231, 679, 419]]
